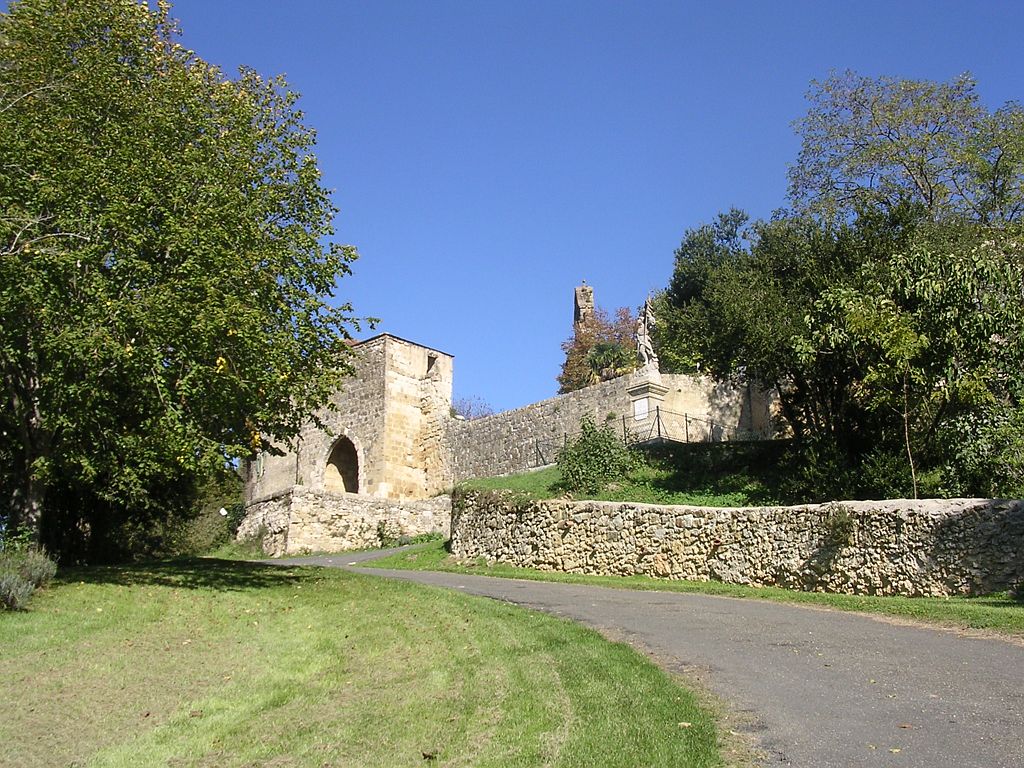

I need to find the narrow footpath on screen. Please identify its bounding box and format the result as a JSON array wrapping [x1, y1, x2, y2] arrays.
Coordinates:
[[276, 551, 1024, 768]]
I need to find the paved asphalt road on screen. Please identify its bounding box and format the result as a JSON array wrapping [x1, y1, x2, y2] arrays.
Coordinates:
[[273, 550, 1024, 768]]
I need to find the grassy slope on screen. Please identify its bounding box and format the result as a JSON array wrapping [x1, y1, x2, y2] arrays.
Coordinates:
[[461, 442, 790, 507], [367, 542, 1024, 637], [0, 559, 722, 768]]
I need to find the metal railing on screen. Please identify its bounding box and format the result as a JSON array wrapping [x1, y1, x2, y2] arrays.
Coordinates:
[[528, 406, 772, 469], [621, 406, 771, 446], [533, 437, 566, 467]]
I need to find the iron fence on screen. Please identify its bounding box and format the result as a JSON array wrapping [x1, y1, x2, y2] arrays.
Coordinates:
[[533, 437, 566, 467], [622, 406, 772, 445], [528, 406, 774, 469]]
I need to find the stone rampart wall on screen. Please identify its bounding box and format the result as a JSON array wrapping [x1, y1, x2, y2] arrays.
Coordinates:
[[445, 372, 768, 482], [450, 492, 1024, 597], [238, 487, 451, 556], [445, 376, 633, 481]]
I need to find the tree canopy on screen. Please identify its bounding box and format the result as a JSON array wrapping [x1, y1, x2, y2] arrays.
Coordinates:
[[790, 71, 1024, 223], [802, 222, 1024, 496], [0, 0, 366, 559], [558, 305, 635, 394], [658, 71, 1024, 500]]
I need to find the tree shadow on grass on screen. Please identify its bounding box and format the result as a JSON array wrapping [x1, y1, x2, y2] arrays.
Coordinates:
[[54, 558, 310, 592], [640, 440, 792, 505]]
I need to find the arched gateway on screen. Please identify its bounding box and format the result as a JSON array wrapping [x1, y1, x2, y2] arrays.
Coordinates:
[[324, 436, 359, 493]]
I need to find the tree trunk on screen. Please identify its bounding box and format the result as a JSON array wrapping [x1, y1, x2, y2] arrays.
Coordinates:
[[19, 474, 46, 544], [902, 374, 919, 500], [3, 358, 49, 544]]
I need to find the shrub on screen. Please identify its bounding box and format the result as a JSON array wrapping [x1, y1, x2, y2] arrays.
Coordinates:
[[855, 450, 915, 499], [778, 439, 854, 503], [377, 520, 402, 548], [0, 573, 34, 611], [779, 439, 918, 503], [939, 407, 1024, 498], [0, 525, 36, 555], [205, 522, 270, 560], [224, 502, 246, 535], [557, 416, 638, 495], [822, 505, 856, 548], [163, 475, 245, 557], [16, 548, 57, 588], [0, 534, 57, 610]]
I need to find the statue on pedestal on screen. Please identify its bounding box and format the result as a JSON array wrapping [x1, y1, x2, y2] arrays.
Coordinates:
[[636, 298, 659, 374]]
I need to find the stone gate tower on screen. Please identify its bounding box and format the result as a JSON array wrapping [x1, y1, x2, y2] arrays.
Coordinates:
[[245, 333, 453, 504]]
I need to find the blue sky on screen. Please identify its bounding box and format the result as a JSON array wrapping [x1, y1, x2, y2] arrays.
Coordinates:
[[82, 2, 1024, 410]]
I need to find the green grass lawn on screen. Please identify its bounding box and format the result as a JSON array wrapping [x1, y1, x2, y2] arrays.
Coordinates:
[[367, 541, 1024, 638], [0, 559, 724, 768], [461, 441, 789, 507]]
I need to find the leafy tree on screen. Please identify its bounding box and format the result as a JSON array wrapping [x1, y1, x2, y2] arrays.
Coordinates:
[[0, 0, 366, 559], [657, 71, 1024, 501], [662, 207, 1024, 498], [661, 206, 922, 442], [653, 209, 749, 374], [790, 70, 1024, 224], [557, 305, 635, 393], [586, 341, 635, 381], [804, 224, 1024, 497], [658, 204, 948, 498]]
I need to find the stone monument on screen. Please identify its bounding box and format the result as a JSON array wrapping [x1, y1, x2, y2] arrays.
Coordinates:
[[628, 297, 666, 422], [635, 297, 659, 374]]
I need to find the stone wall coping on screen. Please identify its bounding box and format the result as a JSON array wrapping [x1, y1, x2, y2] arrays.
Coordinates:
[[245, 487, 300, 506], [356, 332, 454, 359], [246, 484, 452, 509], [461, 492, 1021, 517]]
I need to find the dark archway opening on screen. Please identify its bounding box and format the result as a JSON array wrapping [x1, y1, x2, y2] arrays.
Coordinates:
[[325, 437, 359, 493]]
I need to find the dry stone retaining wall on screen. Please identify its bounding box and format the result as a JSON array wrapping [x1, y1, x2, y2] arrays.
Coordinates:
[[239, 487, 451, 557], [450, 492, 1024, 596]]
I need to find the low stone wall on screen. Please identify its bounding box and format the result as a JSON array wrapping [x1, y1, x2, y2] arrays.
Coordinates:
[[450, 492, 1024, 596], [239, 487, 451, 556], [237, 490, 293, 556]]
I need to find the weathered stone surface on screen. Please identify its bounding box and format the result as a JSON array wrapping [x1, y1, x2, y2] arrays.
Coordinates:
[[444, 371, 773, 482], [245, 334, 454, 504], [450, 492, 1024, 597], [236, 490, 293, 555], [241, 330, 774, 554], [239, 486, 451, 556]]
